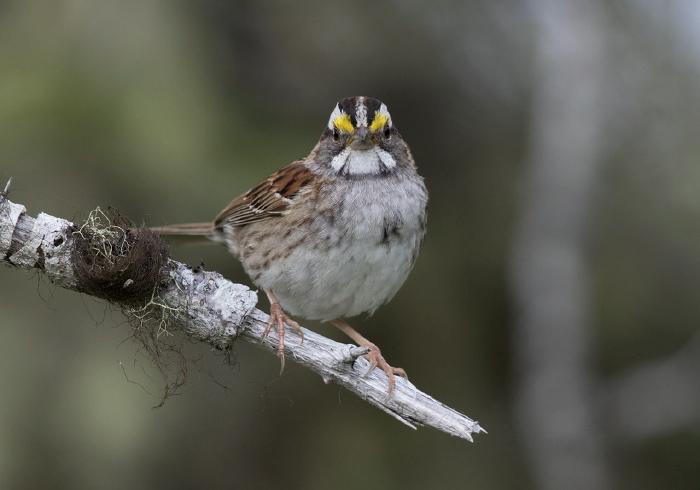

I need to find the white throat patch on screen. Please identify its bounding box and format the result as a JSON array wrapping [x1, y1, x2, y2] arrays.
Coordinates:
[[330, 147, 396, 175]]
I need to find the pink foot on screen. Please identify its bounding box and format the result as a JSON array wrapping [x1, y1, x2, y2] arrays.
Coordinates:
[[262, 292, 303, 374], [362, 344, 407, 399]]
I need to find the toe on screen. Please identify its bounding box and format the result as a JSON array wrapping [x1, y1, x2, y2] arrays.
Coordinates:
[[286, 315, 304, 343], [264, 302, 303, 375], [262, 316, 275, 341], [361, 345, 406, 400], [276, 316, 286, 373]]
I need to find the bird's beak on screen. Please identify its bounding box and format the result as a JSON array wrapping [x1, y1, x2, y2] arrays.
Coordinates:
[[349, 126, 375, 150]]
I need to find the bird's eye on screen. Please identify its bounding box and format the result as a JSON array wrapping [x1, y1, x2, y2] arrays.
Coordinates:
[[384, 127, 391, 139], [332, 128, 340, 141]]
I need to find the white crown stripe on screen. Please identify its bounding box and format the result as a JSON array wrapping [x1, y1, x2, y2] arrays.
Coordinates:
[[328, 98, 392, 130], [355, 98, 368, 127]]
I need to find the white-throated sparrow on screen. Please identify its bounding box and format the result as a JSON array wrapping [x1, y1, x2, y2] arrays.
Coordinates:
[[156, 96, 428, 396]]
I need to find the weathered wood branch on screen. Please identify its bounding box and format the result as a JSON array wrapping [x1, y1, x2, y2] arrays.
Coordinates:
[[0, 187, 485, 441]]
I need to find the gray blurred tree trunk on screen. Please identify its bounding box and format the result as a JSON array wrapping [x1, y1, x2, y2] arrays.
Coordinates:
[[510, 1, 612, 489]]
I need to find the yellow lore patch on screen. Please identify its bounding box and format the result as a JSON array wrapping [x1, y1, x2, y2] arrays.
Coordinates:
[[370, 112, 389, 132], [333, 114, 354, 132]]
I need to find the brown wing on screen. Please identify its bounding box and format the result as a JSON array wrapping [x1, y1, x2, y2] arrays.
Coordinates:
[[214, 160, 314, 228]]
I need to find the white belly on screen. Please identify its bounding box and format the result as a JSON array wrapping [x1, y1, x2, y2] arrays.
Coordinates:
[[273, 234, 419, 321], [247, 175, 427, 321]]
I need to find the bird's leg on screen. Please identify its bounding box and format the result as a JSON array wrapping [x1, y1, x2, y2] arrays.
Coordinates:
[[263, 289, 303, 374], [330, 317, 406, 399]]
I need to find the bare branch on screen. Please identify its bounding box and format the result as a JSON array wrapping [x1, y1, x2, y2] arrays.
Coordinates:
[[0, 188, 485, 441]]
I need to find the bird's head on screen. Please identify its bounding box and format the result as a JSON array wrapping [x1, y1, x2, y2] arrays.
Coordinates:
[[317, 96, 411, 177]]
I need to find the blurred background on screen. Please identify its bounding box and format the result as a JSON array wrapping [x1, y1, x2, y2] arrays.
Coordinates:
[[2, 1, 700, 489]]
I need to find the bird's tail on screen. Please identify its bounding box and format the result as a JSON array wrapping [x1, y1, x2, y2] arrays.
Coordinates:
[[154, 222, 215, 236], [151, 222, 223, 245]]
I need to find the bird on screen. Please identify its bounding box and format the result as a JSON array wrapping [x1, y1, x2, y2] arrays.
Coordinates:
[[155, 96, 428, 397]]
